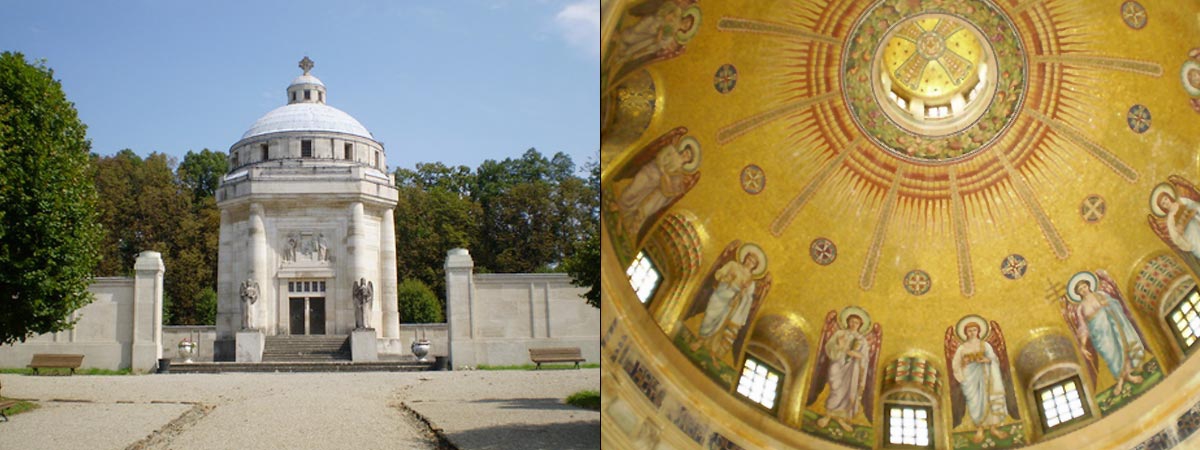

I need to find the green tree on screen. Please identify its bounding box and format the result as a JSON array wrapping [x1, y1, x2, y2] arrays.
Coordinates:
[[397, 279, 444, 323], [177, 148, 228, 201], [564, 161, 599, 308], [0, 52, 103, 344], [93, 150, 219, 325], [393, 163, 480, 307]]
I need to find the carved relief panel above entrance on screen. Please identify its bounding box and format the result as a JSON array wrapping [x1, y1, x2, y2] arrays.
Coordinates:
[[280, 231, 333, 265]]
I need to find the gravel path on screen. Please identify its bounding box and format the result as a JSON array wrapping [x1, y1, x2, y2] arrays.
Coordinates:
[[0, 369, 599, 450]]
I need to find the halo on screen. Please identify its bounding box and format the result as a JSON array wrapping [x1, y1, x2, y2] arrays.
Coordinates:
[[675, 6, 702, 43], [1150, 183, 1177, 217], [678, 136, 701, 173], [1067, 271, 1098, 303], [1182, 61, 1200, 96], [838, 306, 871, 332], [955, 315, 990, 341], [736, 243, 768, 277]]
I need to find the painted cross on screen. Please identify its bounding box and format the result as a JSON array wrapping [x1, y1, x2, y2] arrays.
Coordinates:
[[810, 238, 837, 265], [1121, 1, 1147, 30], [1081, 195, 1106, 223], [740, 165, 765, 194], [904, 270, 931, 296]]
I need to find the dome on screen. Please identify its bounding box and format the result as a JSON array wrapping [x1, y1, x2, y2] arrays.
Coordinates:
[[289, 73, 325, 87], [601, 0, 1200, 448], [240, 103, 372, 140]]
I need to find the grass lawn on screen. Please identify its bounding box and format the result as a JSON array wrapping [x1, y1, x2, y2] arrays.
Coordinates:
[[565, 390, 600, 410], [475, 363, 600, 370], [0, 397, 38, 418]]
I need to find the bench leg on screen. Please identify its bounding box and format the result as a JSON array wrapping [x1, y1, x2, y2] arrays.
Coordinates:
[[0, 410, 8, 423]]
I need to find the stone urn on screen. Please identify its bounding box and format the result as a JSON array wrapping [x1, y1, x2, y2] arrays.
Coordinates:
[[177, 339, 196, 363], [411, 339, 431, 362]]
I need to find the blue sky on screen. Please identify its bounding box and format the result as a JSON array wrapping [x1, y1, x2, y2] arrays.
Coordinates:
[[1, 0, 599, 173]]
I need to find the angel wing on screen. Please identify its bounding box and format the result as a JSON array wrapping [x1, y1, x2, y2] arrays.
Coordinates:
[[805, 310, 840, 407], [987, 321, 1021, 420], [944, 327, 967, 428], [1171, 175, 1200, 202], [1059, 295, 1099, 387], [859, 323, 883, 424], [730, 272, 772, 363], [1148, 214, 1182, 253], [683, 241, 740, 321]]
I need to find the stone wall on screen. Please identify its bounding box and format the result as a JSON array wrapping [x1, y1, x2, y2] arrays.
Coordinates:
[[162, 326, 218, 363], [0, 251, 165, 373], [445, 249, 600, 368]]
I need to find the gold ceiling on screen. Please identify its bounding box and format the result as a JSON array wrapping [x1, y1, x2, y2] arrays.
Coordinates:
[[602, 0, 1200, 448]]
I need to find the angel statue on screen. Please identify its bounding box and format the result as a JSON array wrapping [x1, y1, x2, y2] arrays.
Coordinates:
[[353, 278, 374, 330], [945, 316, 1020, 444], [1148, 175, 1200, 261], [683, 240, 772, 365], [239, 279, 259, 331], [1060, 270, 1148, 396], [805, 307, 882, 434]]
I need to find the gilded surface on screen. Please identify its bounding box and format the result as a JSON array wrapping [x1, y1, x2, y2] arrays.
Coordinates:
[[602, 0, 1200, 447]]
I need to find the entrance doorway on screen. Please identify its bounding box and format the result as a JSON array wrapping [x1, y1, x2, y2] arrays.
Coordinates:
[[287, 280, 327, 335]]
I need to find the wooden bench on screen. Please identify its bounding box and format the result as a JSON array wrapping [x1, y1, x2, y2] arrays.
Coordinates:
[[27, 354, 84, 375], [0, 379, 19, 422], [528, 347, 586, 369]]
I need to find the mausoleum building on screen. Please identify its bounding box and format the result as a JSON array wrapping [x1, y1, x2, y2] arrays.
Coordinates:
[[214, 57, 400, 360]]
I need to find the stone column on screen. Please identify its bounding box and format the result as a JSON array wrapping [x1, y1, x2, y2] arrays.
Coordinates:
[[380, 208, 400, 338], [248, 203, 268, 331], [132, 251, 164, 373], [347, 202, 372, 331], [445, 248, 475, 369]]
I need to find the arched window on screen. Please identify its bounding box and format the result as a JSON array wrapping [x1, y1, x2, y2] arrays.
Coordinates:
[[735, 355, 782, 412], [880, 357, 941, 449], [624, 251, 660, 304], [1161, 278, 1200, 356], [1016, 334, 1098, 441]]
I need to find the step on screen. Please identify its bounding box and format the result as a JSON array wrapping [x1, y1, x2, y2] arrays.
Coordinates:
[[166, 361, 433, 373]]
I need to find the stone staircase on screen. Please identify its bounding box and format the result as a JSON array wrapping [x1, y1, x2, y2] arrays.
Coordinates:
[[263, 335, 350, 362], [167, 360, 432, 373], [165, 334, 435, 373]]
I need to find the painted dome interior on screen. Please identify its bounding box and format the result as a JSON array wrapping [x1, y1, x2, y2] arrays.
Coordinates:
[[600, 0, 1200, 448]]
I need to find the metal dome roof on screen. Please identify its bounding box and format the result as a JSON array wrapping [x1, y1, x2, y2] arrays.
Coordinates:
[[240, 102, 372, 141]]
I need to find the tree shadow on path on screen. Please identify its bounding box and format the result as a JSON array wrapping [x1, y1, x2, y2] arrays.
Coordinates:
[[446, 420, 600, 450]]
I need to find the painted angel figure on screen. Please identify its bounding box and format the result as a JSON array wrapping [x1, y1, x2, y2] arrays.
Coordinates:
[[1060, 270, 1148, 395], [1148, 175, 1200, 261], [805, 307, 882, 433], [683, 240, 771, 364], [945, 316, 1020, 444], [613, 129, 700, 241]]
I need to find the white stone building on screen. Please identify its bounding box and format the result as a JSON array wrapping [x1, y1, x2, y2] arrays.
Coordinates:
[[214, 57, 400, 360]]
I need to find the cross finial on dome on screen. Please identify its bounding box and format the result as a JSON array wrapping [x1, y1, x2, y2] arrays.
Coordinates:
[[299, 56, 314, 75]]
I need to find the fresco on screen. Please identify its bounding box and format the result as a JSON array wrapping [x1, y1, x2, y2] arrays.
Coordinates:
[[675, 241, 772, 387], [801, 307, 882, 449], [945, 316, 1024, 449], [603, 127, 700, 266], [1148, 175, 1200, 276], [602, 0, 701, 93], [1059, 270, 1162, 414]]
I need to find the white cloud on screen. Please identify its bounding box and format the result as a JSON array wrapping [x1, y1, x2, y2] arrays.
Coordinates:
[[554, 0, 600, 58]]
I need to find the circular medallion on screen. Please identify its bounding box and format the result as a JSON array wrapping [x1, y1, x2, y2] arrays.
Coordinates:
[[1121, 1, 1148, 30], [1081, 195, 1106, 223], [740, 164, 765, 194], [904, 270, 932, 296], [714, 64, 738, 94], [1000, 254, 1027, 280], [810, 238, 837, 265], [1127, 104, 1151, 133], [1181, 60, 1200, 96], [842, 1, 1026, 163]]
